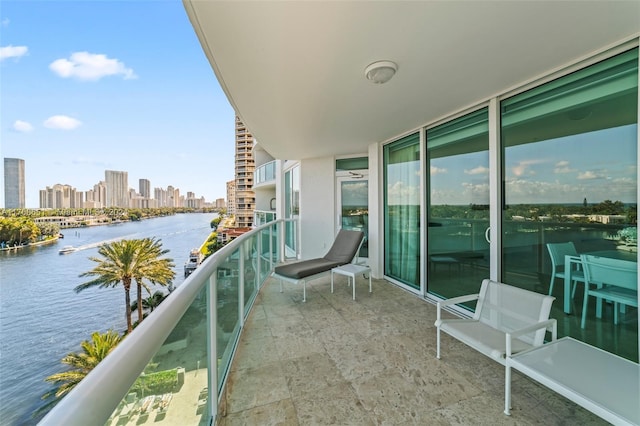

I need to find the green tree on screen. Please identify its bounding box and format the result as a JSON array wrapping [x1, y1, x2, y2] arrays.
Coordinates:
[[132, 238, 175, 323], [131, 290, 168, 317], [76, 240, 143, 333], [40, 330, 122, 412]]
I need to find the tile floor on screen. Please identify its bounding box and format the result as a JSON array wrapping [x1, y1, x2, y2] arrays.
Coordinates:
[[216, 275, 608, 425]]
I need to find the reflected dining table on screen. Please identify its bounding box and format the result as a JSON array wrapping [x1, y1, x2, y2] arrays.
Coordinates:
[[563, 249, 637, 314]]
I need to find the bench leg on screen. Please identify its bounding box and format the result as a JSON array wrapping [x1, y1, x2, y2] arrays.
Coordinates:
[[303, 280, 306, 302], [436, 327, 441, 360], [504, 363, 512, 415]]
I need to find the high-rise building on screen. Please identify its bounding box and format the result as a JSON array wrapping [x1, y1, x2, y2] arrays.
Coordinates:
[[139, 179, 151, 198], [4, 158, 25, 208], [234, 116, 255, 227], [105, 170, 129, 208], [39, 184, 80, 209], [226, 179, 236, 216]]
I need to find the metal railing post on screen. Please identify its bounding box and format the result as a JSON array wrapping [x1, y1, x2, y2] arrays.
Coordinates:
[[207, 273, 218, 424], [238, 243, 245, 327]]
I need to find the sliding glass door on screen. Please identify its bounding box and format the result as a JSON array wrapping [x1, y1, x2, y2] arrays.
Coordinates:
[[383, 133, 421, 289], [426, 108, 490, 302], [501, 48, 638, 362]]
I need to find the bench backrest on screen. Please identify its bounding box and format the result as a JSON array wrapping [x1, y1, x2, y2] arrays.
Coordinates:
[[474, 279, 555, 346]]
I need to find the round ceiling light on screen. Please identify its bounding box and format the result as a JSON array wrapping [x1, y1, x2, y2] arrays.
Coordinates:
[[364, 60, 398, 84]]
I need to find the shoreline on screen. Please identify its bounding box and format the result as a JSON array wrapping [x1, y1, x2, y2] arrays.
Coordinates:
[[0, 236, 60, 252]]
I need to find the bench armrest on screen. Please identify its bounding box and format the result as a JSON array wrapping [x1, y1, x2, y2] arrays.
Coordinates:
[[505, 318, 557, 357], [436, 293, 479, 322], [438, 293, 479, 307]]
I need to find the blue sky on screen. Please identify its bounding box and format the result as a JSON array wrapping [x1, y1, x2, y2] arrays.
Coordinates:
[[1, 0, 235, 208]]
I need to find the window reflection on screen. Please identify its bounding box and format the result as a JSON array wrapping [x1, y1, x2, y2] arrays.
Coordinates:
[[501, 48, 638, 362]]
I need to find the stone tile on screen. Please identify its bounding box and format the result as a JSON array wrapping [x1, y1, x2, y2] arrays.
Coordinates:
[[224, 361, 290, 414], [291, 382, 375, 425], [350, 369, 446, 425], [230, 334, 279, 371], [314, 324, 367, 348], [272, 333, 326, 360], [323, 340, 387, 382], [218, 398, 298, 426], [431, 394, 525, 425], [281, 352, 345, 396]]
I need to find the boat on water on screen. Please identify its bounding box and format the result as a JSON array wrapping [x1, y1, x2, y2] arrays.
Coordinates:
[[184, 248, 204, 277], [59, 245, 76, 254]]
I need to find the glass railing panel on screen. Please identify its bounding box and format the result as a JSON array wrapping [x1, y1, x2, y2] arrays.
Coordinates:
[[284, 219, 298, 259], [243, 237, 259, 315], [254, 160, 276, 185], [216, 251, 241, 392], [258, 226, 276, 283], [104, 286, 209, 426]]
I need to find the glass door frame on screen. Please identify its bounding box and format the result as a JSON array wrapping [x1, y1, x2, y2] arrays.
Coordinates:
[[336, 169, 369, 263]]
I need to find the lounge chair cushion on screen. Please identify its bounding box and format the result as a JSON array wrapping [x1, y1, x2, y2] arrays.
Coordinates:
[[274, 258, 342, 279], [323, 229, 366, 263]]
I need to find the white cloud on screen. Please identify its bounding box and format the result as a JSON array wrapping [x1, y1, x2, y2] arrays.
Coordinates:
[[0, 45, 28, 61], [553, 160, 575, 174], [511, 159, 544, 177], [464, 166, 489, 175], [577, 171, 603, 180], [387, 181, 420, 205], [49, 51, 137, 81], [43, 115, 82, 130], [430, 165, 447, 175], [13, 120, 33, 133]]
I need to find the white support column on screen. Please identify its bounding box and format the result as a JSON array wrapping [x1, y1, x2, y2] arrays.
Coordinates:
[[488, 97, 502, 282]]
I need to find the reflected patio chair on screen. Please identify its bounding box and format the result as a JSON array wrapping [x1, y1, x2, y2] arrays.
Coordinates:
[[546, 242, 585, 298], [580, 254, 637, 329]]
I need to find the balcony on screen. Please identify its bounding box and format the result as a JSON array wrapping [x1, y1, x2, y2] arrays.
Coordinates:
[[253, 210, 276, 227], [216, 276, 606, 425], [254, 160, 276, 188], [39, 220, 606, 425]]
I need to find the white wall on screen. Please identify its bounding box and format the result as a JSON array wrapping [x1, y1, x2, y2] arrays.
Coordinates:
[[368, 142, 381, 279], [299, 157, 336, 259]]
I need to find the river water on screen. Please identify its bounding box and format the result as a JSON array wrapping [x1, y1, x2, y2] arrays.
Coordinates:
[[0, 213, 216, 425]]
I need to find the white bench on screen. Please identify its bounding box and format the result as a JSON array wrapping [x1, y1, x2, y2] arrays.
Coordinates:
[[435, 279, 557, 413], [506, 337, 639, 425]]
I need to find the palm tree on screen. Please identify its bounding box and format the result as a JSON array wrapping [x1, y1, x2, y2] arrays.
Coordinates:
[[131, 290, 168, 318], [76, 239, 142, 333], [132, 238, 175, 323], [40, 330, 121, 412]]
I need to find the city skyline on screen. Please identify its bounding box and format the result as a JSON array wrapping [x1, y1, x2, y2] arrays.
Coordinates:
[[2, 159, 212, 209], [1, 1, 235, 208]]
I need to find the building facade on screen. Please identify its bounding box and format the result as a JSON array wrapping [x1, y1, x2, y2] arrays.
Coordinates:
[[234, 116, 255, 227], [3, 158, 25, 208], [105, 170, 129, 208], [226, 179, 236, 216]]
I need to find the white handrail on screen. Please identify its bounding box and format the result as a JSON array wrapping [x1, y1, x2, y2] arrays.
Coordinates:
[[39, 219, 291, 426]]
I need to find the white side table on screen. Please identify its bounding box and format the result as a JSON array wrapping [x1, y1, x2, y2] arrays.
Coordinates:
[[331, 264, 371, 300]]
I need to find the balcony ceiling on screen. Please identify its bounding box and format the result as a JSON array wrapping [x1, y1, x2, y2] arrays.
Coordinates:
[[184, 1, 639, 160]]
